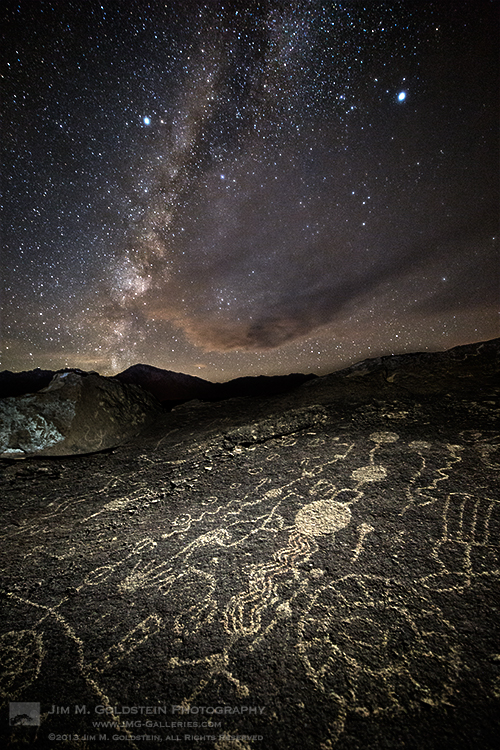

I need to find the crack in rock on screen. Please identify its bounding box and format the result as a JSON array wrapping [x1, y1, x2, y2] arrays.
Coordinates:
[[222, 405, 328, 446]]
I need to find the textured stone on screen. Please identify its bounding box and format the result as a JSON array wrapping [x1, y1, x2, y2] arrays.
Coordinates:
[[0, 371, 160, 457], [1, 339, 499, 749], [223, 405, 328, 446]]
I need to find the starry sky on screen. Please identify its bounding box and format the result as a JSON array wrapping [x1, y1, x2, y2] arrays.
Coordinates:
[[2, 0, 499, 381]]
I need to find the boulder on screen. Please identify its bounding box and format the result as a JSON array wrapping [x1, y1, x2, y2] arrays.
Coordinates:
[[0, 371, 160, 457]]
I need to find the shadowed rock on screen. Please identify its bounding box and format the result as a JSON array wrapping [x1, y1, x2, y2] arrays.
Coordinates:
[[223, 405, 328, 446], [0, 371, 160, 458], [1, 339, 499, 749]]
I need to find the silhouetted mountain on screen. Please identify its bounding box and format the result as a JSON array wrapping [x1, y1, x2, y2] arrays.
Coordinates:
[[211, 372, 317, 400], [115, 365, 316, 404], [113, 363, 216, 402], [0, 363, 316, 404], [1, 337, 498, 406], [0, 367, 55, 398]]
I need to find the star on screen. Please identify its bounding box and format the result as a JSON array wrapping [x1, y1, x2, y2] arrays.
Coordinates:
[[1, 0, 498, 379]]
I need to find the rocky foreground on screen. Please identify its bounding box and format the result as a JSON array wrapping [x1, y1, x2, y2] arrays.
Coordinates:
[[0, 339, 499, 749]]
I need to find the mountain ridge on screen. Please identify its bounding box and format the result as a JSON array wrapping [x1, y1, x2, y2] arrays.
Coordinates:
[[1, 336, 498, 402]]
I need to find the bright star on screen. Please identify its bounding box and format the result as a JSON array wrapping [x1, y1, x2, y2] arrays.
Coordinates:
[[397, 91, 406, 102], [143, 116, 151, 125]]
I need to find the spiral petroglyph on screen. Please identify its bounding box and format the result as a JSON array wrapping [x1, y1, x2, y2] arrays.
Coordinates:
[[1, 340, 499, 747]]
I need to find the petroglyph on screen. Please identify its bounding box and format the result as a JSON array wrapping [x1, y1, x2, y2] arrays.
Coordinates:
[[351, 522, 375, 562], [224, 405, 328, 446], [295, 499, 352, 537], [1, 340, 499, 748], [0, 630, 44, 701], [297, 576, 462, 741], [420, 492, 500, 591]]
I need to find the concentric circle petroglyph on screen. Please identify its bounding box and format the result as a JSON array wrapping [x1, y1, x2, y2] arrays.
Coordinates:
[[297, 576, 462, 720], [295, 499, 351, 537]]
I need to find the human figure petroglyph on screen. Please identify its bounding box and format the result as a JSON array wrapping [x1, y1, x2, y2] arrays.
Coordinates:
[[419, 492, 500, 591], [2, 387, 499, 749]]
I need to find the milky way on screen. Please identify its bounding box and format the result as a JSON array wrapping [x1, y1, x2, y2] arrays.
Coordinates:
[[2, 0, 498, 380]]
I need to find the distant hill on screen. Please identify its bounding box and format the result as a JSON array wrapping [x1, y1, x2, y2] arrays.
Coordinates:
[[0, 367, 60, 398], [1, 338, 498, 459], [2, 337, 498, 403], [0, 363, 316, 404], [114, 365, 316, 404], [113, 363, 216, 402]]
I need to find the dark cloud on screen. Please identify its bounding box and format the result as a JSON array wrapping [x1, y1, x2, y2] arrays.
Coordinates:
[[3, 0, 498, 376]]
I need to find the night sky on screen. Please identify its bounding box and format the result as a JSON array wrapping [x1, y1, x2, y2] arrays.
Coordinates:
[[2, 0, 499, 381]]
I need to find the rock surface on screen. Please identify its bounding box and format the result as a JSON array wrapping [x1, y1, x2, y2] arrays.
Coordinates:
[[0, 338, 499, 749], [0, 371, 160, 457]]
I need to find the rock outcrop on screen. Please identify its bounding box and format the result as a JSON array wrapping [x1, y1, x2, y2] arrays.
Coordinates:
[[0, 371, 160, 458], [1, 338, 499, 749]]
